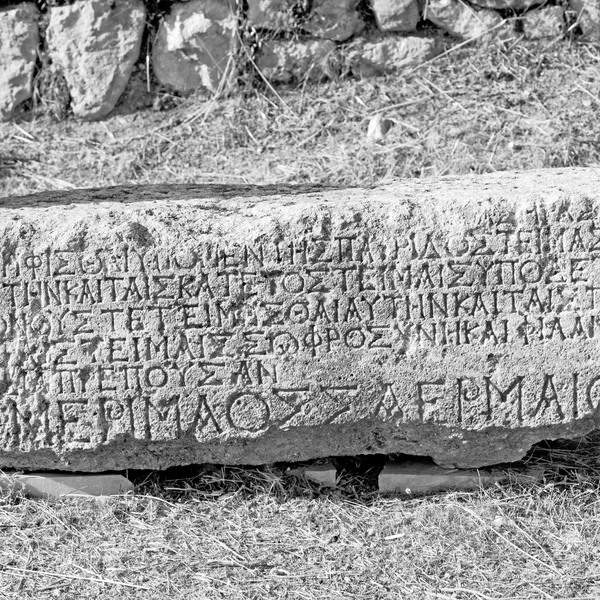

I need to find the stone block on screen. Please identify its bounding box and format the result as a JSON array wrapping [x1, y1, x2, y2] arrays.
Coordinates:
[[153, 0, 237, 93], [522, 7, 565, 39], [470, 0, 537, 9], [350, 36, 440, 78], [425, 0, 505, 40], [570, 0, 600, 41], [289, 462, 337, 486], [247, 0, 299, 31], [0, 472, 134, 498], [303, 463, 337, 486], [2, 169, 600, 471], [47, 0, 145, 120], [257, 39, 336, 82], [370, 0, 421, 32], [378, 460, 504, 494], [305, 0, 364, 41], [0, 4, 39, 121], [379, 460, 544, 494]]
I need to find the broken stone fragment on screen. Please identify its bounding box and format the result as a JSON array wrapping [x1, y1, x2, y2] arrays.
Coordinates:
[[378, 460, 506, 494], [425, 0, 505, 40], [370, 0, 421, 32], [0, 472, 134, 498], [257, 39, 336, 82], [289, 462, 337, 486], [570, 0, 600, 41], [379, 460, 544, 494], [247, 0, 300, 30], [350, 35, 440, 77], [470, 0, 537, 9], [305, 0, 364, 41], [153, 0, 237, 93], [0, 3, 39, 121], [46, 0, 145, 120], [522, 7, 565, 39]]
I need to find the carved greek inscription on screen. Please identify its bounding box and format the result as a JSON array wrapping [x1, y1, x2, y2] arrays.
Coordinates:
[[3, 197, 600, 452]]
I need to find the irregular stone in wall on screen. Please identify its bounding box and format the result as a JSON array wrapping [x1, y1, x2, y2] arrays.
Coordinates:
[[3, 169, 600, 472], [256, 39, 336, 82], [153, 0, 237, 93], [350, 36, 440, 77], [247, 0, 299, 30], [46, 0, 145, 120], [305, 0, 364, 41], [522, 7, 565, 39], [570, 0, 600, 41], [425, 0, 505, 40], [370, 0, 420, 32], [0, 4, 39, 121], [470, 0, 537, 9]]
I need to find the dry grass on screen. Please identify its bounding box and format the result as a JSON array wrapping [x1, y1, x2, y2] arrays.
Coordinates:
[[1, 37, 600, 197], [2, 34, 600, 599], [1, 440, 600, 599]]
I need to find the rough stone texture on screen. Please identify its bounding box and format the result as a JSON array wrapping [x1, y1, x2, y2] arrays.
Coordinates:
[[350, 36, 440, 78], [3, 169, 600, 471], [46, 0, 145, 120], [570, 0, 600, 41], [522, 7, 565, 39], [370, 0, 420, 32], [153, 0, 237, 94], [302, 463, 337, 486], [366, 114, 394, 142], [0, 4, 39, 121], [378, 460, 504, 494], [256, 39, 336, 83], [0, 473, 134, 498], [305, 0, 364, 41], [247, 0, 299, 30], [470, 0, 537, 9], [425, 0, 505, 40]]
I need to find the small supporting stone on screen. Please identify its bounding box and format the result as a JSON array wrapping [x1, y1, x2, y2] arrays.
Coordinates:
[[303, 463, 337, 487], [0, 472, 134, 499], [378, 460, 542, 495]]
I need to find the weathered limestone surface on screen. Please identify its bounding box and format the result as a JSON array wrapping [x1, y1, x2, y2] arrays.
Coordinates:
[[350, 36, 440, 77], [153, 0, 237, 93], [305, 0, 364, 41], [470, 0, 537, 9], [570, 0, 600, 41], [257, 39, 336, 83], [522, 7, 564, 40], [369, 0, 420, 32], [47, 0, 146, 119], [0, 4, 39, 121], [2, 169, 600, 472], [247, 0, 299, 30], [425, 0, 505, 40]]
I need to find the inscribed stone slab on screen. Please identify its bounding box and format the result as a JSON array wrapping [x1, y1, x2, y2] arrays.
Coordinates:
[[1, 169, 600, 471]]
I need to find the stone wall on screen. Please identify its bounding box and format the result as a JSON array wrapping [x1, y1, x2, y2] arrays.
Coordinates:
[[0, 0, 598, 119]]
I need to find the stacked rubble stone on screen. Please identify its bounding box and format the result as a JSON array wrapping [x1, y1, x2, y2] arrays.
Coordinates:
[[1, 0, 598, 120]]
